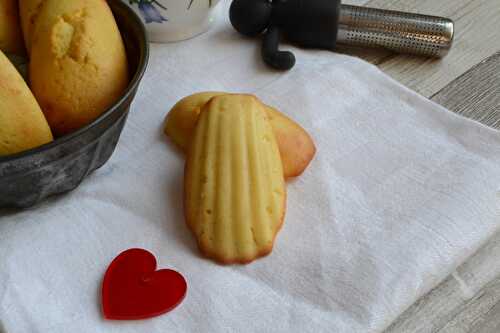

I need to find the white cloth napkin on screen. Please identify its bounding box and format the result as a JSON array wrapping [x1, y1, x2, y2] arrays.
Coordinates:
[[2, 3, 500, 333]]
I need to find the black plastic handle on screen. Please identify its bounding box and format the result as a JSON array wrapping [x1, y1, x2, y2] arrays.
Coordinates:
[[262, 26, 296, 70]]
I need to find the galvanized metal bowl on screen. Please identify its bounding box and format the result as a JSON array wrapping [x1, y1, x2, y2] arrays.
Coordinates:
[[0, 0, 149, 208]]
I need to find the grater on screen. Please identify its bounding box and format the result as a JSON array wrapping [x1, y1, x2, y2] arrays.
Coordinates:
[[229, 0, 455, 70]]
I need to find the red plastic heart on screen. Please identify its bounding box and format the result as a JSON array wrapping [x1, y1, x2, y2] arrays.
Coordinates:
[[102, 248, 187, 320]]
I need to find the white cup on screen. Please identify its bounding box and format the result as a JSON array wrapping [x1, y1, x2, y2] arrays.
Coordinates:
[[125, 0, 221, 42]]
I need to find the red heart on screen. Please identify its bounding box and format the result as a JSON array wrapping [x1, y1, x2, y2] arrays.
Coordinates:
[[102, 248, 187, 320]]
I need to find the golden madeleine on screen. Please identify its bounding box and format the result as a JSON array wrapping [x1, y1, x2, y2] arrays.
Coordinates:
[[29, 0, 129, 136], [165, 91, 225, 151], [265, 105, 316, 178], [165, 92, 316, 178], [184, 95, 286, 264], [0, 50, 52, 156]]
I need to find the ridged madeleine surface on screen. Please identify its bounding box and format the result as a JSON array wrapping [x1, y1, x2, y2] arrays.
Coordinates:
[[184, 95, 286, 264], [165, 91, 316, 178]]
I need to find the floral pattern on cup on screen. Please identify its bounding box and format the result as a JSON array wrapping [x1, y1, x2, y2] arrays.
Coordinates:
[[125, 0, 220, 42], [129, 0, 213, 24], [129, 0, 167, 23]]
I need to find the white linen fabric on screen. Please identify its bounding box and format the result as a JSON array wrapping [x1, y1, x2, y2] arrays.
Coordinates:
[[1, 2, 500, 332]]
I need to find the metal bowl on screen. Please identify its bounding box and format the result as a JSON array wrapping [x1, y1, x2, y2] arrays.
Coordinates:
[[0, 0, 149, 208]]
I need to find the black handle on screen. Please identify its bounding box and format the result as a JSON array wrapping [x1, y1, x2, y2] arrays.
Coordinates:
[[262, 26, 296, 70]]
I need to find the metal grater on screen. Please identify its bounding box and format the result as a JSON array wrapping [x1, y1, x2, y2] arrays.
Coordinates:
[[337, 5, 454, 58]]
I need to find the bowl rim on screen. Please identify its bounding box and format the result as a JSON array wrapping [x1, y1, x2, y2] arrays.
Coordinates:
[[0, 0, 150, 164]]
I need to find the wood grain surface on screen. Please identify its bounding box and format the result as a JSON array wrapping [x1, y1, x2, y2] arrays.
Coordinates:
[[352, 0, 500, 331], [345, 0, 500, 98], [431, 53, 500, 129]]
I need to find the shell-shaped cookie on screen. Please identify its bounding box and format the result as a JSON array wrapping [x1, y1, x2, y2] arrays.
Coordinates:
[[184, 95, 286, 264]]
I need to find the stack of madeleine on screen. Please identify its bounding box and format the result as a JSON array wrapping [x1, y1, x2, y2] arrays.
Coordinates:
[[0, 0, 129, 156]]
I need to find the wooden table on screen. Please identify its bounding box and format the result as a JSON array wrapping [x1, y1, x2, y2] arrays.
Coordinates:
[[342, 0, 500, 331]]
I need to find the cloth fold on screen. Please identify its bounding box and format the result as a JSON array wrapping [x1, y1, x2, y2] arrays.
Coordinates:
[[1, 2, 500, 332]]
